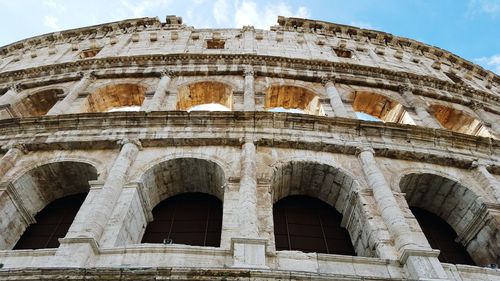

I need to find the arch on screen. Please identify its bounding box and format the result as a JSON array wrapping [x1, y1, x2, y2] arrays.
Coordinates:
[[10, 89, 61, 117], [141, 192, 222, 247], [270, 161, 362, 256], [83, 83, 146, 112], [0, 161, 97, 250], [264, 85, 324, 115], [410, 207, 475, 265], [352, 91, 415, 124], [13, 193, 87, 250], [176, 81, 233, 111], [400, 172, 499, 265], [430, 104, 491, 137], [273, 195, 356, 255], [140, 157, 226, 209]]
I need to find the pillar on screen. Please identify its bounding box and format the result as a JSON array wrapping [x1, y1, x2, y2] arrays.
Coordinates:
[[470, 102, 500, 136], [472, 160, 500, 203], [243, 67, 255, 111], [357, 147, 418, 252], [357, 147, 447, 280], [0, 144, 27, 180], [232, 138, 267, 268], [141, 70, 173, 112], [47, 72, 94, 115], [399, 84, 441, 129], [238, 139, 259, 237], [54, 139, 141, 266], [0, 84, 22, 106], [322, 76, 348, 118]]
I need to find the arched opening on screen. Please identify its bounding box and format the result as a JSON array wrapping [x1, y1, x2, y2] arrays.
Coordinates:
[[10, 89, 61, 117], [140, 158, 226, 247], [274, 195, 355, 255], [265, 85, 324, 115], [13, 193, 87, 250], [1, 161, 98, 250], [271, 161, 359, 256], [410, 207, 475, 265], [83, 84, 145, 112], [177, 81, 233, 111], [400, 173, 498, 265], [352, 91, 415, 124], [431, 105, 491, 137], [141, 192, 222, 247]]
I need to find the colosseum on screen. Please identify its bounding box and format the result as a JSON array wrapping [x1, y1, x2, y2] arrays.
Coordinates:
[[0, 14, 498, 280]]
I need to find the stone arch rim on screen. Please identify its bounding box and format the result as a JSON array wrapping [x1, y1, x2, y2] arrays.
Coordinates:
[[132, 151, 233, 184], [175, 78, 237, 92], [1, 155, 103, 184]]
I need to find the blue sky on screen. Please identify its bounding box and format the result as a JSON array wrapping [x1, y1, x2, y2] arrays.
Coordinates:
[[1, 0, 499, 74]]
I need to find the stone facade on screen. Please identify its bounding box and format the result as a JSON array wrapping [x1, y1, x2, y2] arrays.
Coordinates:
[[0, 15, 498, 280]]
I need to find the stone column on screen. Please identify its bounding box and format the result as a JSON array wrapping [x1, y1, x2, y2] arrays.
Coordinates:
[[0, 144, 27, 180], [232, 138, 267, 268], [357, 147, 418, 252], [54, 139, 141, 267], [472, 160, 500, 203], [65, 139, 141, 241], [470, 102, 500, 136], [399, 84, 441, 129], [322, 76, 348, 118], [243, 66, 256, 111], [238, 139, 259, 237], [0, 84, 22, 106], [141, 70, 173, 112], [47, 72, 94, 115], [357, 147, 447, 280]]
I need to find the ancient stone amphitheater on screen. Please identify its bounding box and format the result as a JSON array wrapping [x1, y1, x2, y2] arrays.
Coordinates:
[[0, 14, 498, 280]]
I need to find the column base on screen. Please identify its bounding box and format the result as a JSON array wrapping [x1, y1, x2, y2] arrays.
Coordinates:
[[52, 237, 99, 267], [231, 237, 268, 269], [400, 248, 449, 280]]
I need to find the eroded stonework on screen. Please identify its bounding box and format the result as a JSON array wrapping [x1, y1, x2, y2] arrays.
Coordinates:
[[0, 15, 498, 281]]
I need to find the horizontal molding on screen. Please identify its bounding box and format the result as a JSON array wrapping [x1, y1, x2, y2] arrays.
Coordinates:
[[0, 112, 497, 173]]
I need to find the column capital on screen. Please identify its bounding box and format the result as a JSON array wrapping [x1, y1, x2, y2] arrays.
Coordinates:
[[469, 101, 484, 111], [117, 138, 142, 150], [1, 143, 28, 154], [9, 83, 21, 93], [243, 66, 255, 77], [471, 159, 490, 169], [355, 146, 374, 156], [321, 75, 336, 85], [160, 68, 175, 77], [398, 84, 412, 93], [79, 71, 96, 81]]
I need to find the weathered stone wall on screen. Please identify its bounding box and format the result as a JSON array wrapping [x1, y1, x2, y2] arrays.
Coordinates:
[[0, 15, 498, 281]]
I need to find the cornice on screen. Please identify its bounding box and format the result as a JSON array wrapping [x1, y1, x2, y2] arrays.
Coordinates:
[[0, 112, 497, 173], [0, 54, 498, 109]]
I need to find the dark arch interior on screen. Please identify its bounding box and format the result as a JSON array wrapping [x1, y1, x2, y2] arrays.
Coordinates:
[[411, 207, 475, 265], [13, 193, 87, 250], [141, 192, 222, 247], [273, 195, 355, 255]]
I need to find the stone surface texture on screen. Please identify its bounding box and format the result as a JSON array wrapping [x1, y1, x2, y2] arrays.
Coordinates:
[[0, 15, 498, 281]]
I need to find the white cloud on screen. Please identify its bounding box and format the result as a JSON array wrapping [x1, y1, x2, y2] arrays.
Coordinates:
[[349, 21, 376, 30], [233, 0, 310, 29], [43, 15, 61, 30], [474, 54, 500, 74], [42, 0, 66, 12], [213, 0, 230, 25], [467, 0, 500, 17], [120, 0, 173, 18]]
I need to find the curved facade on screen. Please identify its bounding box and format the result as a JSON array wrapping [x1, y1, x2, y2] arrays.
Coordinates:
[[0, 15, 499, 280]]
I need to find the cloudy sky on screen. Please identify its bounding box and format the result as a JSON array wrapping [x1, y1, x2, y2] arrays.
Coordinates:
[[1, 0, 499, 74]]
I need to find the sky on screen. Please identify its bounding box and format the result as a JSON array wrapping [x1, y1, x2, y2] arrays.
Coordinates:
[[0, 0, 499, 74]]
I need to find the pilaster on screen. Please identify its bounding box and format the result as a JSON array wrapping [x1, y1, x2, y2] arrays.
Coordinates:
[[141, 69, 174, 112], [47, 72, 95, 115], [322, 75, 349, 118], [399, 84, 441, 129], [243, 66, 256, 111]]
